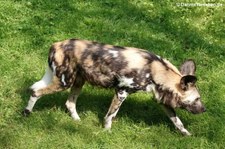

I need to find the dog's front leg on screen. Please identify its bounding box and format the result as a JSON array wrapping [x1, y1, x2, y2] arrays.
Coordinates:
[[104, 90, 128, 129], [161, 105, 191, 136]]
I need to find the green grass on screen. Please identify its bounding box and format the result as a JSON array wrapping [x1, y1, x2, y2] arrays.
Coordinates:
[[0, 0, 225, 148]]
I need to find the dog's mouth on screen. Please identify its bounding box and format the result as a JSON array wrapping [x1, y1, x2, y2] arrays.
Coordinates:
[[186, 105, 206, 114]]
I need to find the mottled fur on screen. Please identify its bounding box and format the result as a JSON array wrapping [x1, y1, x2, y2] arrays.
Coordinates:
[[23, 39, 206, 135]]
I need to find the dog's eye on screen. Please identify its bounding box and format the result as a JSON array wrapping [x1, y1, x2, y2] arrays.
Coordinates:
[[195, 98, 200, 101]]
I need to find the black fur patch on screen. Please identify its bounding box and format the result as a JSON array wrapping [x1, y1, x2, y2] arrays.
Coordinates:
[[60, 39, 77, 51], [48, 45, 56, 69], [22, 109, 31, 117]]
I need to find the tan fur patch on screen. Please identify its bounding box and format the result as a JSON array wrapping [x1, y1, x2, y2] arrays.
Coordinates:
[[150, 61, 182, 94], [122, 48, 147, 69], [52, 42, 65, 66], [162, 59, 182, 76], [103, 44, 114, 50], [74, 40, 89, 62], [36, 76, 61, 96], [83, 55, 94, 67]]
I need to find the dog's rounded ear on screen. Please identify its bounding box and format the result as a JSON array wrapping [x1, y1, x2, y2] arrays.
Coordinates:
[[180, 75, 197, 90], [180, 59, 196, 75]]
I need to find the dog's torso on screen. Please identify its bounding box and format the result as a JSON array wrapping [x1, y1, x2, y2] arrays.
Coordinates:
[[48, 39, 181, 96]]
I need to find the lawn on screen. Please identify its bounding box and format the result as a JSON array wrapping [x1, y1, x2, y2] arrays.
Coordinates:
[[0, 0, 225, 148]]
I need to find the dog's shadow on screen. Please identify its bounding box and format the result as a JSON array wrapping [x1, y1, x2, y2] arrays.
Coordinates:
[[77, 87, 169, 125], [18, 80, 177, 129]]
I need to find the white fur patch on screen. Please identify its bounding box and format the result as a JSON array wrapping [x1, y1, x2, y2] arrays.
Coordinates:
[[61, 74, 66, 86], [26, 96, 39, 111], [105, 115, 114, 129], [65, 100, 80, 120], [183, 89, 200, 104], [118, 76, 134, 88], [171, 116, 191, 135], [146, 73, 150, 78], [156, 55, 161, 59], [109, 50, 118, 58], [104, 109, 119, 129], [52, 62, 57, 74], [146, 84, 155, 92], [30, 67, 53, 91], [173, 116, 184, 127], [148, 84, 160, 102], [118, 90, 128, 101]]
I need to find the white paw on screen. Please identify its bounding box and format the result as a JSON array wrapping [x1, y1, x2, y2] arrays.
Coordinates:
[[104, 121, 112, 130], [181, 129, 191, 136], [71, 113, 81, 121]]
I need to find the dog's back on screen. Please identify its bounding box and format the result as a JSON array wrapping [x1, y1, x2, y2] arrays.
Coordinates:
[[48, 39, 174, 92]]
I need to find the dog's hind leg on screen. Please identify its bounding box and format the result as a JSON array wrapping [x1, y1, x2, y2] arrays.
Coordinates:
[[65, 75, 85, 120], [22, 67, 54, 116], [161, 105, 191, 136], [104, 89, 128, 129], [22, 66, 76, 116]]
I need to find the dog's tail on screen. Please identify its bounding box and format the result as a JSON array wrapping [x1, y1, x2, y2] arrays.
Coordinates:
[[30, 45, 57, 91], [30, 66, 53, 92]]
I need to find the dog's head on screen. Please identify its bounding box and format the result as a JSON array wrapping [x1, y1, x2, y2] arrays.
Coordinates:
[[178, 60, 206, 114]]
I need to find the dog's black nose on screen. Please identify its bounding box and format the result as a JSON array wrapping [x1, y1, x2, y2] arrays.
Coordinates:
[[202, 107, 206, 112]]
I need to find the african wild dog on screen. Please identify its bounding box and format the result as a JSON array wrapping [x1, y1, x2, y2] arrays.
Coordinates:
[[22, 39, 206, 135]]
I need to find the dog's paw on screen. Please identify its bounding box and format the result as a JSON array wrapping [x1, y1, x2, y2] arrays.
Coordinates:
[[181, 129, 191, 136], [103, 128, 112, 133], [21, 109, 31, 117], [71, 113, 81, 121]]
